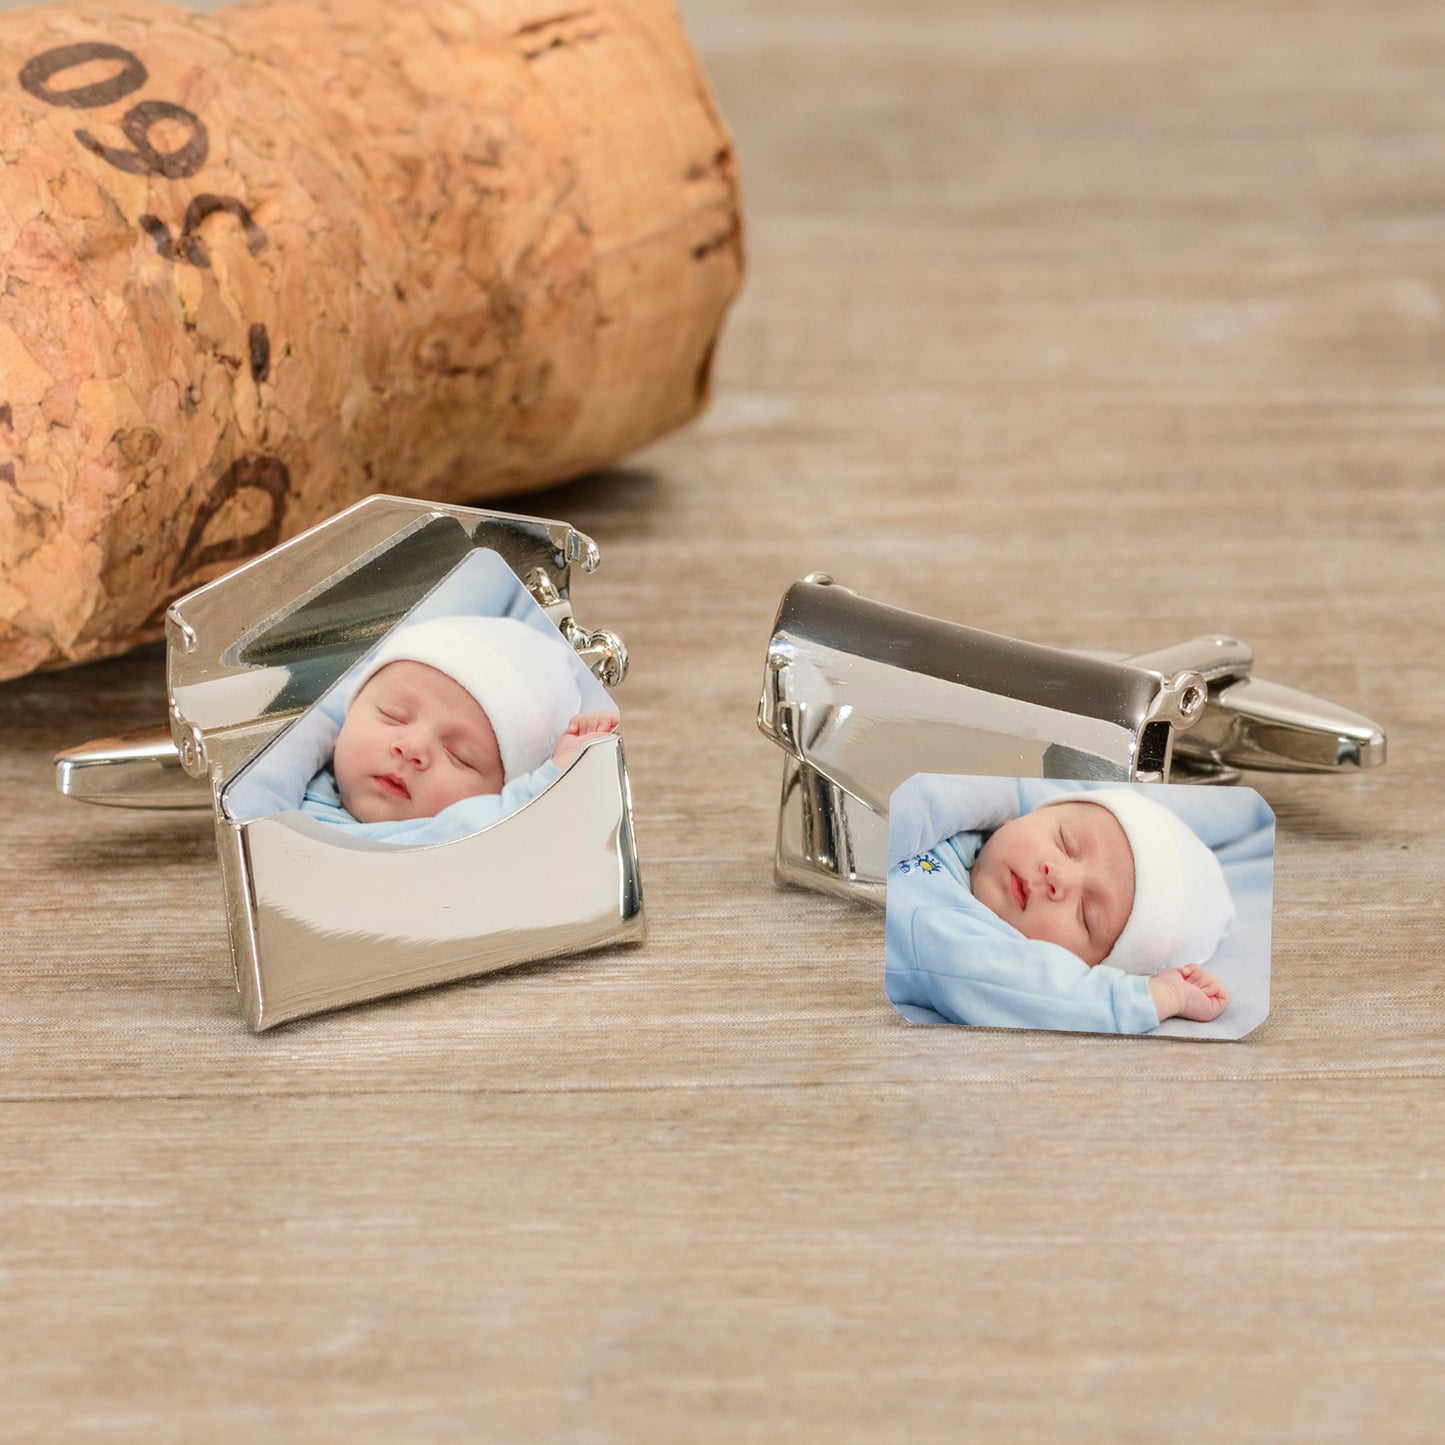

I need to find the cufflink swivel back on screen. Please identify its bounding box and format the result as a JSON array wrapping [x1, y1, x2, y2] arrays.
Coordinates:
[[756, 574, 1386, 905], [54, 495, 644, 1030]]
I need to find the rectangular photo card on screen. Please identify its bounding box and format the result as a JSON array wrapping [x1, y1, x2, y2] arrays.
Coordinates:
[[224, 545, 619, 840], [885, 774, 1274, 1040]]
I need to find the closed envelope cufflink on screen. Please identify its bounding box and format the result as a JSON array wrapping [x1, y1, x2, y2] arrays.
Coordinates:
[[756, 574, 1386, 905], [55, 495, 644, 1030]]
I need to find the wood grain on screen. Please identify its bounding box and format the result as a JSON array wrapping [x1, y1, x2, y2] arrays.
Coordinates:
[[2, 0, 1443, 1438]]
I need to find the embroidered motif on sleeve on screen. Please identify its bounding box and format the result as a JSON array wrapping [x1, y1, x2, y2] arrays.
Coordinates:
[[898, 852, 942, 876]]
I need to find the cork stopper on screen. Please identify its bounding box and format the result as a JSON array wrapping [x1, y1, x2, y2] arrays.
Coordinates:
[[0, 0, 742, 679]]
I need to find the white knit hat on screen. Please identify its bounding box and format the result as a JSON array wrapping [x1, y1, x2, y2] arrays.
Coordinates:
[[1038, 789, 1235, 976], [346, 615, 582, 781]]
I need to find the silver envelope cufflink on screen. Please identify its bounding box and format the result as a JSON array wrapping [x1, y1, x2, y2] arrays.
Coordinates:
[[55, 495, 644, 1030], [757, 574, 1386, 905]]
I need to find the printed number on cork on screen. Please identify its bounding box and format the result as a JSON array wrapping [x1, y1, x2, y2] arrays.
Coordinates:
[[16, 36, 284, 586], [19, 42, 268, 267]]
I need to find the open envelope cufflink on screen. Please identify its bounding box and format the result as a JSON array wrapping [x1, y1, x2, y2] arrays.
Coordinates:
[[55, 495, 644, 1030], [757, 574, 1387, 905]]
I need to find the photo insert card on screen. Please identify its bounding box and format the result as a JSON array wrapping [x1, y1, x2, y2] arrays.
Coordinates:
[[224, 545, 620, 841], [884, 774, 1274, 1040]]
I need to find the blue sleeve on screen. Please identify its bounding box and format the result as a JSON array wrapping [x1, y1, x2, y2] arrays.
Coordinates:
[[889, 775, 1023, 863], [886, 893, 1161, 1035], [299, 760, 563, 845]]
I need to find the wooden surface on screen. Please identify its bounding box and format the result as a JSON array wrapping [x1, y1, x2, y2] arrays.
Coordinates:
[[3, 0, 1443, 1438]]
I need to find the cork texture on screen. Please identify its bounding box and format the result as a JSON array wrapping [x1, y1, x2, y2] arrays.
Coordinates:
[[0, 0, 742, 679]]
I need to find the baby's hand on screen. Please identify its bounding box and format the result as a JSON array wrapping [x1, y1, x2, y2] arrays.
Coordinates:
[[551, 711, 621, 768], [1149, 964, 1231, 1024]]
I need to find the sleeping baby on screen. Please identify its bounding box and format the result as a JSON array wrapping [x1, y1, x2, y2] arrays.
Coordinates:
[[300, 614, 618, 845], [885, 786, 1236, 1035]]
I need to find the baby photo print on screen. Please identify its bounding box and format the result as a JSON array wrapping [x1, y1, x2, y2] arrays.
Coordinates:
[[884, 774, 1274, 1040], [223, 545, 621, 843]]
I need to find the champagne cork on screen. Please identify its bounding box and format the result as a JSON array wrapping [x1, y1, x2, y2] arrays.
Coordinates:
[[0, 0, 742, 680]]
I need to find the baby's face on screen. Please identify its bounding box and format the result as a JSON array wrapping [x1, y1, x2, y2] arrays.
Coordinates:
[[971, 801, 1136, 966], [333, 660, 505, 823]]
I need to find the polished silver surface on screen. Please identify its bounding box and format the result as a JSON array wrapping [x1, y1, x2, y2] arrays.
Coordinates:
[[53, 724, 208, 809], [757, 576, 1388, 900], [53, 495, 643, 1029], [234, 735, 643, 1031], [1097, 638, 1388, 778]]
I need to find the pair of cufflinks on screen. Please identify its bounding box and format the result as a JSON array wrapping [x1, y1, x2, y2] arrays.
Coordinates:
[[55, 496, 1386, 1031]]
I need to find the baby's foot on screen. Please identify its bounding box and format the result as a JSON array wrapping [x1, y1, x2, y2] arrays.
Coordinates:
[[551, 711, 621, 768], [1150, 964, 1231, 1024]]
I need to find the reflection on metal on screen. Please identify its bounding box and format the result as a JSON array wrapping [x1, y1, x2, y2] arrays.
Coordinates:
[[55, 725, 209, 809], [54, 495, 644, 1030], [234, 735, 642, 1030], [757, 575, 1387, 901]]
